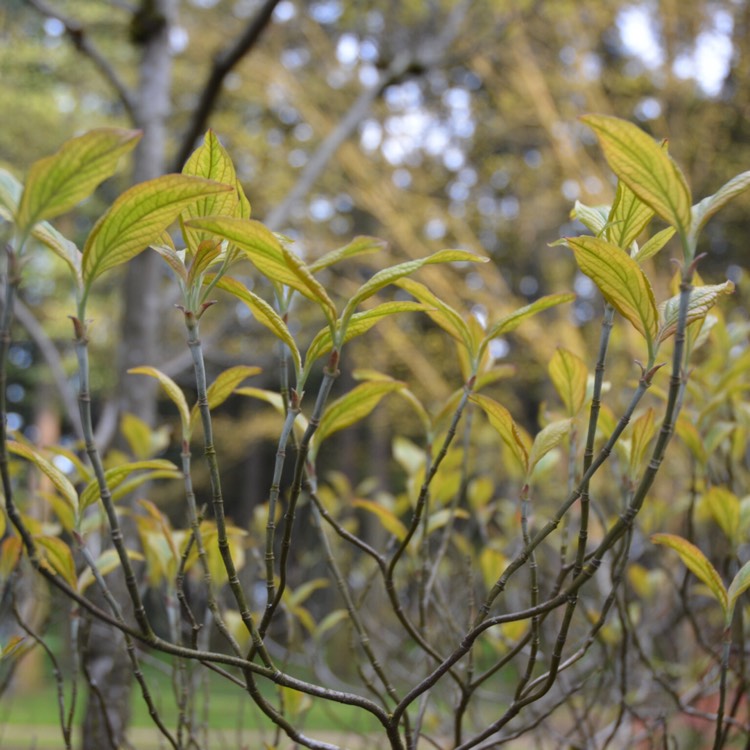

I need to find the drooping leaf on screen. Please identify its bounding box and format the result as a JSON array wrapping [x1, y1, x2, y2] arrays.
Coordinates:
[[17, 128, 141, 233], [567, 235, 658, 346], [8, 441, 78, 516], [581, 115, 692, 236], [190, 365, 261, 431], [214, 276, 301, 379], [315, 381, 405, 450], [727, 560, 750, 622], [352, 499, 407, 541], [30, 221, 83, 282], [703, 486, 740, 546], [128, 366, 191, 434], [608, 179, 654, 250], [691, 171, 750, 238], [151, 242, 188, 283], [482, 293, 576, 348], [657, 281, 734, 343], [303, 301, 428, 378], [309, 236, 386, 273], [571, 201, 609, 236], [470, 394, 528, 474], [340, 249, 488, 328], [549, 348, 587, 417], [527, 419, 572, 477], [36, 536, 77, 589], [77, 547, 145, 593], [652, 533, 727, 613], [633, 226, 676, 263], [279, 243, 338, 326], [82, 175, 232, 286]]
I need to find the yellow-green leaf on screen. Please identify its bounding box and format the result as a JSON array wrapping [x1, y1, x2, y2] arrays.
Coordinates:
[[633, 226, 676, 263], [727, 560, 750, 621], [582, 115, 692, 235], [152, 242, 188, 283], [691, 171, 750, 238], [128, 366, 191, 435], [31, 221, 82, 282], [190, 365, 261, 431], [82, 175, 232, 285], [36, 536, 77, 589], [652, 533, 727, 612], [315, 381, 405, 449], [658, 281, 734, 343], [8, 441, 78, 516], [470, 393, 528, 474], [352, 499, 407, 541], [608, 179, 654, 250], [548, 348, 587, 417], [77, 547, 145, 592], [0, 537, 22, 584], [527, 419, 572, 477], [286, 578, 328, 608], [567, 235, 658, 345], [309, 236, 386, 273], [629, 408, 656, 478], [340, 249, 488, 327], [675, 416, 707, 464], [703, 486, 740, 545], [1, 635, 28, 661], [0, 167, 22, 220], [571, 201, 609, 236], [280, 243, 337, 326], [214, 276, 301, 379], [482, 293, 576, 346], [17, 128, 141, 233]]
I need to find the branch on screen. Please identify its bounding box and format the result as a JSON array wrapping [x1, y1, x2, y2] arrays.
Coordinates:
[[171, 0, 283, 170], [24, 0, 137, 120]]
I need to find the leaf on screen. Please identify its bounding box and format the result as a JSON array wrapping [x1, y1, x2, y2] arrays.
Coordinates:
[[151, 243, 188, 283], [0, 167, 22, 219], [566, 235, 658, 346], [340, 249, 488, 328], [352, 499, 407, 541], [280, 243, 338, 326], [286, 578, 329, 608], [187, 240, 223, 287], [214, 276, 301, 379], [190, 365, 261, 431], [633, 226, 676, 263], [470, 394, 528, 474], [527, 419, 572, 477], [608, 179, 654, 250], [675, 417, 707, 464], [31, 221, 83, 282], [727, 560, 750, 621], [303, 301, 427, 377], [1, 636, 28, 662], [17, 129, 141, 233], [79, 459, 179, 511], [128, 366, 191, 434], [315, 381, 405, 449], [581, 115, 692, 236], [629, 408, 656, 478], [652, 533, 727, 613], [549, 348, 587, 417], [691, 171, 750, 238], [8, 441, 78, 517], [571, 201, 609, 235], [482, 293, 576, 346], [309, 236, 386, 273], [0, 537, 22, 584], [82, 175, 232, 286], [658, 281, 735, 343], [36, 536, 78, 589], [120, 412, 157, 460], [703, 486, 740, 546], [77, 547, 144, 593], [185, 217, 334, 314]]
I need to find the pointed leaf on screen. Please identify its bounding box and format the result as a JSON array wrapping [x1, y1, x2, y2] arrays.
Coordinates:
[[549, 348, 587, 417], [77, 547, 145, 592], [8, 441, 78, 516], [571, 201, 609, 236], [214, 276, 301, 378], [703, 486, 740, 545], [31, 221, 82, 282], [128, 366, 191, 434], [582, 115, 692, 235], [727, 560, 750, 620], [658, 281, 734, 343], [341, 249, 488, 327], [629, 408, 656, 478], [352, 499, 407, 541], [187, 240, 223, 287], [567, 235, 658, 345], [189, 365, 261, 431], [675, 416, 707, 464], [151, 243, 188, 283], [280, 243, 338, 326], [309, 236, 386, 273], [316, 381, 405, 448], [608, 179, 654, 250], [36, 536, 78, 589], [303, 301, 427, 377], [633, 226, 676, 263], [528, 419, 572, 476], [17, 129, 141, 233], [652, 533, 727, 612], [470, 394, 528, 473], [0, 167, 22, 220], [82, 175, 232, 285], [692, 171, 750, 238], [483, 293, 576, 346], [0, 537, 22, 584]]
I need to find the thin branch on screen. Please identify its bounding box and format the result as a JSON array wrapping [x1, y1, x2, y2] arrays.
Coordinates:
[[24, 0, 137, 119], [172, 0, 283, 170]]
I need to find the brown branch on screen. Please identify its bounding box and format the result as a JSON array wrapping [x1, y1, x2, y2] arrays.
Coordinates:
[[24, 0, 137, 120], [171, 0, 283, 171]]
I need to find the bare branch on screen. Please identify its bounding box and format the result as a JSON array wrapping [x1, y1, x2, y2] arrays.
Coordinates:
[[24, 0, 137, 120], [171, 0, 283, 171]]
